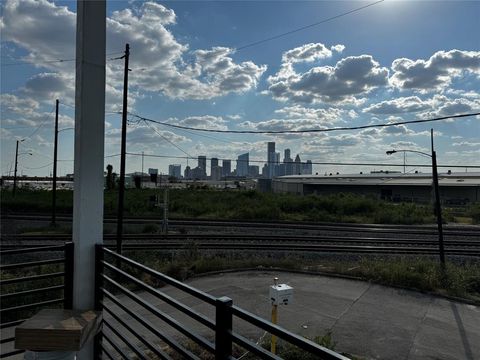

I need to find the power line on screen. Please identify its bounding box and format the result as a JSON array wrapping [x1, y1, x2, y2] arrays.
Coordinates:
[[22, 106, 56, 140], [143, 120, 193, 158], [236, 0, 384, 51], [1, 51, 125, 67], [132, 112, 480, 134], [125, 152, 480, 169]]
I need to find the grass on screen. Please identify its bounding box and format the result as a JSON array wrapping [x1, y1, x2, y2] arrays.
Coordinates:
[[122, 247, 480, 303], [2, 188, 465, 225]]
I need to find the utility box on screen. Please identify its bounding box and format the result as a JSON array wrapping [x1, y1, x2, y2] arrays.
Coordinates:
[[269, 283, 293, 305]]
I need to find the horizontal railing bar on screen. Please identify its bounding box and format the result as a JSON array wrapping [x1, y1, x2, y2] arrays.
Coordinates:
[[102, 288, 199, 360], [232, 306, 349, 360], [0, 349, 24, 359], [0, 272, 65, 286], [231, 333, 281, 360], [0, 319, 26, 329], [103, 274, 214, 355], [0, 245, 65, 255], [0, 258, 64, 271], [0, 285, 64, 300], [0, 337, 14, 345], [103, 319, 147, 360], [102, 260, 215, 330], [103, 305, 172, 360], [100, 344, 116, 360], [0, 298, 64, 314], [102, 332, 130, 360], [102, 247, 216, 305]]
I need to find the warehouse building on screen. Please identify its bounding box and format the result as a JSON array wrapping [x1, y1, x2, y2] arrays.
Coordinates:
[[272, 172, 480, 204]]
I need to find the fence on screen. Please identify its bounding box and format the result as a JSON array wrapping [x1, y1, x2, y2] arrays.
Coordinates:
[[97, 246, 349, 360], [0, 243, 74, 358]]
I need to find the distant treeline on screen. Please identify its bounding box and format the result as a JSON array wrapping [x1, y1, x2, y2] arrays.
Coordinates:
[[2, 188, 480, 224]]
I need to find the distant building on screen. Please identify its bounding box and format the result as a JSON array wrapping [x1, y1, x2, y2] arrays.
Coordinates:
[[267, 142, 276, 179], [198, 156, 207, 177], [248, 165, 259, 177], [293, 155, 302, 175], [168, 164, 181, 179], [236, 153, 249, 177], [272, 172, 480, 204], [222, 159, 231, 177], [184, 165, 192, 179], [284, 149, 293, 176]]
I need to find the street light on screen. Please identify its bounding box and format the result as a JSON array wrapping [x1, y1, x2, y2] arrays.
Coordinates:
[[13, 139, 32, 197], [386, 129, 445, 266]]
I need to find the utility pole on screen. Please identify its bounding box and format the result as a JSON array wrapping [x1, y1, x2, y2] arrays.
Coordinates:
[[51, 99, 59, 226], [116, 43, 130, 254], [13, 140, 19, 197], [141, 151, 144, 188], [431, 129, 445, 266]]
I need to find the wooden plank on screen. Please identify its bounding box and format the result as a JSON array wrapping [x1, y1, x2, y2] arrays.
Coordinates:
[[15, 309, 102, 351]]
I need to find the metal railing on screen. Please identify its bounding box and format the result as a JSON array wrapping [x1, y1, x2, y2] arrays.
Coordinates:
[[96, 246, 349, 359], [0, 243, 74, 358]]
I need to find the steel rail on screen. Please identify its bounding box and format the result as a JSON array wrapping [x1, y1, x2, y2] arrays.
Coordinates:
[[0, 258, 64, 271], [102, 305, 172, 360], [0, 272, 65, 285], [0, 284, 64, 300], [102, 273, 215, 355], [102, 288, 199, 360]]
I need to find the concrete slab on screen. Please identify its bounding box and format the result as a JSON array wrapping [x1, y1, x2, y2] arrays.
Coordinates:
[[102, 271, 480, 360]]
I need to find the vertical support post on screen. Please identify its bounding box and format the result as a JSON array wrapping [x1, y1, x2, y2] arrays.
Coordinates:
[[215, 296, 233, 360], [93, 244, 104, 360], [73, 1, 106, 358], [13, 140, 19, 197], [271, 304, 278, 354], [432, 151, 445, 266], [116, 43, 130, 255], [64, 242, 74, 309], [431, 129, 445, 267], [52, 99, 59, 226]]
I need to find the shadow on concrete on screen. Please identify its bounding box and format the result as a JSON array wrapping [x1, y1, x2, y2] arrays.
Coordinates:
[[450, 302, 474, 360]]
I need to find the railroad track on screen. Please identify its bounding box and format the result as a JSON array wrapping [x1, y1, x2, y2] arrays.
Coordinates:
[[1, 241, 480, 257], [2, 233, 480, 257], [2, 214, 479, 237]]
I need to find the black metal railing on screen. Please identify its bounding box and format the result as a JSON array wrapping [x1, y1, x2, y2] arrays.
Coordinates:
[[96, 246, 349, 360], [0, 243, 74, 358]]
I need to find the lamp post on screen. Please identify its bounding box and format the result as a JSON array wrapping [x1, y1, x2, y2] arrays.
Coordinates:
[[13, 139, 32, 197], [386, 130, 445, 266]]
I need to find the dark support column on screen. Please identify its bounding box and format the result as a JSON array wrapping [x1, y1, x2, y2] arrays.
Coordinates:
[[215, 296, 233, 360]]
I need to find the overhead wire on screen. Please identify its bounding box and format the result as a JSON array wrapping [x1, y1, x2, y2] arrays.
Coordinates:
[[235, 0, 384, 51], [125, 152, 480, 169], [1, 51, 125, 67], [131, 112, 480, 134], [143, 120, 193, 158]]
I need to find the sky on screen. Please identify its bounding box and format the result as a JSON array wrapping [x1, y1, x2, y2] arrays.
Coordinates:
[[1, 0, 479, 177]]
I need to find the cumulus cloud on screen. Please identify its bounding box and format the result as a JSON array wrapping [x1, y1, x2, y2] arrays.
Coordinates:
[[390, 49, 480, 91], [175, 115, 228, 130], [1, 0, 267, 106], [268, 53, 389, 104], [362, 96, 432, 114]]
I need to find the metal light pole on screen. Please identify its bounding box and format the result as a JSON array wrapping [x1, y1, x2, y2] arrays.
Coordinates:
[[386, 129, 445, 266]]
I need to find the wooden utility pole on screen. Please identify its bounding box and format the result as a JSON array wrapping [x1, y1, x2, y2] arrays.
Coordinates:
[[116, 43, 130, 254], [51, 99, 59, 226], [13, 140, 19, 197]]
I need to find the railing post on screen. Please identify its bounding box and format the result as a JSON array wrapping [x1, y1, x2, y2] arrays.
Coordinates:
[[94, 244, 104, 360], [63, 242, 74, 309], [215, 296, 233, 360]]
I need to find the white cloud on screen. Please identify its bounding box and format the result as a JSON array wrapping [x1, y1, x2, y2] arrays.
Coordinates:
[[362, 96, 432, 114], [175, 115, 228, 131], [282, 43, 333, 64], [268, 54, 389, 104], [390, 49, 480, 91]]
